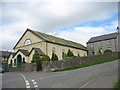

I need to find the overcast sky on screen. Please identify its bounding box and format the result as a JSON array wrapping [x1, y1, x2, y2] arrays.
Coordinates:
[[0, 0, 119, 51]]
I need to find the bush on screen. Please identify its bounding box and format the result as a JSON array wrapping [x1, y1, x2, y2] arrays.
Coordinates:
[[51, 53, 58, 61], [67, 49, 74, 57], [98, 50, 102, 55], [2, 61, 8, 64], [42, 55, 50, 61], [31, 50, 41, 63], [104, 49, 112, 53]]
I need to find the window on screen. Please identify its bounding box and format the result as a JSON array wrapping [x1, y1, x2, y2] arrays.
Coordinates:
[[107, 40, 111, 47], [14, 59, 16, 66], [90, 43, 94, 47], [78, 52, 80, 56], [62, 49, 65, 59], [24, 39, 32, 45]]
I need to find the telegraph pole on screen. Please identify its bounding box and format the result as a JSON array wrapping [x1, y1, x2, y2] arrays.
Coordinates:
[[117, 26, 120, 33]]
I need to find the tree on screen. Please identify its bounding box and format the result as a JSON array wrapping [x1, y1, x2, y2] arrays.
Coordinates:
[[42, 55, 50, 61], [67, 49, 74, 57], [31, 50, 41, 63], [104, 49, 112, 53], [51, 53, 58, 61]]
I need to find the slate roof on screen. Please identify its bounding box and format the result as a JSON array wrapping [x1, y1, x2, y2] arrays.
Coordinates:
[[87, 33, 119, 44], [19, 49, 29, 56], [0, 51, 12, 58], [28, 29, 87, 51], [30, 48, 44, 55]]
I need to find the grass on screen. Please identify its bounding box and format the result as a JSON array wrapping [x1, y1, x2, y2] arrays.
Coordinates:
[[114, 78, 120, 89], [53, 57, 119, 72]]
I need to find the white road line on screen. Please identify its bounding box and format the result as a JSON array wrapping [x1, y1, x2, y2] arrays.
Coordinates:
[[20, 74, 27, 81], [31, 79, 35, 82], [26, 82, 30, 86], [80, 78, 96, 88], [25, 80, 29, 83], [33, 81, 37, 85], [31, 79, 39, 88], [19, 74, 31, 88], [26, 86, 31, 88], [34, 85, 38, 88]]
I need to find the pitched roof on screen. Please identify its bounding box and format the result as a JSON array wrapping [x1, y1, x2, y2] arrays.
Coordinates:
[[30, 48, 44, 55], [28, 29, 87, 51], [87, 33, 119, 43], [0, 51, 12, 58], [19, 49, 29, 56]]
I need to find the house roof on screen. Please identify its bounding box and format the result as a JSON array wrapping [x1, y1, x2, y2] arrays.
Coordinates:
[[87, 33, 119, 44], [27, 29, 87, 51], [29, 48, 44, 56], [0, 51, 12, 58]]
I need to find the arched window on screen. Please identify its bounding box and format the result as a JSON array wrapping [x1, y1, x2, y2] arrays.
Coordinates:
[[62, 49, 65, 59], [78, 52, 80, 57], [10, 60, 12, 66], [24, 39, 32, 45], [14, 59, 16, 66], [52, 47, 55, 54]]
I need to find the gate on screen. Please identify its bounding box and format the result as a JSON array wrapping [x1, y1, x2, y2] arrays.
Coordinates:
[[36, 61, 42, 71]]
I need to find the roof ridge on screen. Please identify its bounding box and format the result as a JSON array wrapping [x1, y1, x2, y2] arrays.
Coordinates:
[[28, 29, 87, 50]]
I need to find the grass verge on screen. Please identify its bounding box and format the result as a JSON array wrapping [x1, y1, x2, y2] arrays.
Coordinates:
[[53, 57, 119, 72], [114, 78, 120, 89]]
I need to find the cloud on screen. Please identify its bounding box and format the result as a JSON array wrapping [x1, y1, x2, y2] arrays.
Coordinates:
[[1, 1, 118, 51], [49, 20, 117, 46]]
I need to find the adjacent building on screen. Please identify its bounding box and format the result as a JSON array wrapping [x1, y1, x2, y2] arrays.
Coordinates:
[[87, 32, 120, 55], [8, 28, 87, 67], [0, 51, 12, 64]]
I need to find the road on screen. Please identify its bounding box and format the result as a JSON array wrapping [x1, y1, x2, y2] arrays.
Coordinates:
[[1, 60, 119, 89]]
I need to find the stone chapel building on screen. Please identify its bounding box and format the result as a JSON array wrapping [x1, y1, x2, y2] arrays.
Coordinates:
[[8, 28, 87, 67]]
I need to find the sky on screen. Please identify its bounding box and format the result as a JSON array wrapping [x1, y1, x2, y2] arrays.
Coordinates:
[[0, 0, 119, 51]]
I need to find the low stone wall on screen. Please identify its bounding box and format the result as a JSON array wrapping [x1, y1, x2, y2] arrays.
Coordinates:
[[9, 52, 119, 72], [9, 63, 36, 72], [42, 52, 119, 71]]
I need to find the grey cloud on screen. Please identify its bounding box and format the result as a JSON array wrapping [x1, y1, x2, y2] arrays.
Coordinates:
[[1, 1, 118, 50]]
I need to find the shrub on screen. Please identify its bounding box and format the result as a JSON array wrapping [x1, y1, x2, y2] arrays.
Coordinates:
[[2, 61, 8, 64], [31, 50, 41, 63], [104, 49, 112, 53], [67, 49, 74, 57], [51, 53, 58, 61], [42, 55, 50, 61], [98, 50, 102, 55]]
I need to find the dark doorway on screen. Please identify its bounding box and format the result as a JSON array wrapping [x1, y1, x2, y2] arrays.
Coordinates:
[[36, 61, 42, 71], [17, 54, 22, 67]]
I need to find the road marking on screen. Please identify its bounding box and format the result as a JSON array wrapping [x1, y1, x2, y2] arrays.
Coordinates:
[[26, 82, 30, 86], [26, 85, 31, 88], [33, 81, 37, 85], [34, 85, 38, 88], [19, 74, 31, 88], [80, 78, 96, 88], [31, 79, 35, 82], [31, 79, 39, 88]]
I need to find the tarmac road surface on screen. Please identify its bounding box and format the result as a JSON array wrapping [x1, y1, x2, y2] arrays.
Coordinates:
[[1, 60, 119, 89]]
